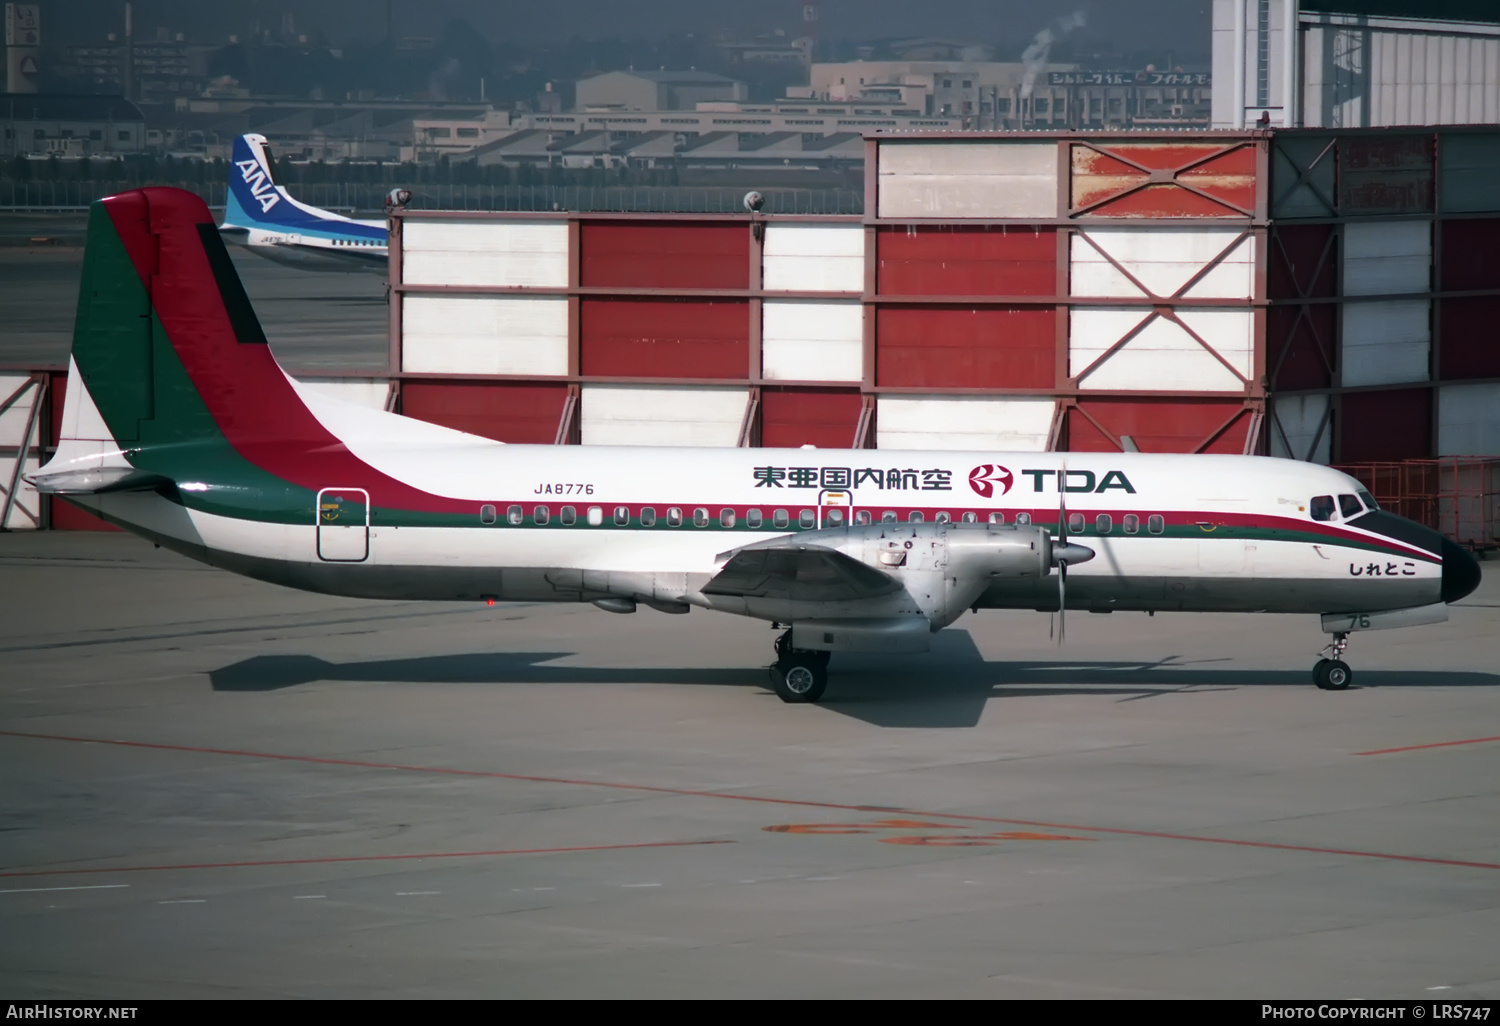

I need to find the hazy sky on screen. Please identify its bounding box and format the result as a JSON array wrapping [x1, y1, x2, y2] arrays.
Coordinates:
[[54, 1, 1212, 58]]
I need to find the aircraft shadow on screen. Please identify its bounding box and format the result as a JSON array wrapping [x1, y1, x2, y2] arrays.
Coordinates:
[[209, 630, 1500, 730]]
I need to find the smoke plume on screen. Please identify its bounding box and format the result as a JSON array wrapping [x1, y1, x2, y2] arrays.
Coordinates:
[[1020, 10, 1087, 100]]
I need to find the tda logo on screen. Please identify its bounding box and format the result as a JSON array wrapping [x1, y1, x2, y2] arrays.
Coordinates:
[[968, 464, 1014, 499]]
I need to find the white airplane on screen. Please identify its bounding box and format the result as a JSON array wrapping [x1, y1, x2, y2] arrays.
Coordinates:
[[218, 133, 390, 271], [32, 188, 1482, 703]]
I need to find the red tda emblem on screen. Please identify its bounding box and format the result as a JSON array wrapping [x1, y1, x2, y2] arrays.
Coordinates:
[[968, 464, 1013, 498]]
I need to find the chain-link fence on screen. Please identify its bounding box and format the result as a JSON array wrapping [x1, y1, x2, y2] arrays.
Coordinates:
[[0, 180, 863, 215]]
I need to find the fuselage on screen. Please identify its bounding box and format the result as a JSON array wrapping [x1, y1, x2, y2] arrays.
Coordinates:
[[61, 377, 1458, 621]]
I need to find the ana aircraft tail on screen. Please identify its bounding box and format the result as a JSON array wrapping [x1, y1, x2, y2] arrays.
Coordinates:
[[221, 133, 386, 246]]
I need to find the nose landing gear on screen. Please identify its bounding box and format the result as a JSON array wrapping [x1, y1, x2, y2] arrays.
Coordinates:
[[770, 628, 830, 704], [1313, 631, 1353, 691]]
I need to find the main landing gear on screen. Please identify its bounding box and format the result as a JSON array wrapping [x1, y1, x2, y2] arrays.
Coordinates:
[[770, 629, 830, 704], [1313, 631, 1354, 691]]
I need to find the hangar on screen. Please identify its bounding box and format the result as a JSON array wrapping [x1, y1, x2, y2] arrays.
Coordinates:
[[4, 125, 1500, 547]]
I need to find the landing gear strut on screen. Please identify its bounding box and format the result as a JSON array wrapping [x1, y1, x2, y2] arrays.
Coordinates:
[[1313, 632, 1353, 691], [770, 628, 829, 704]]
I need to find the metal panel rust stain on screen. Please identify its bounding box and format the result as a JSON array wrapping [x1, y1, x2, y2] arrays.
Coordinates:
[[1339, 136, 1433, 214], [1071, 143, 1257, 218], [579, 298, 749, 379], [876, 306, 1056, 389], [876, 225, 1056, 295], [1067, 399, 1251, 454]]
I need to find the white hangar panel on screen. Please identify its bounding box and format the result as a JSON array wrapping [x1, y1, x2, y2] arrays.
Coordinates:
[[1071, 229, 1255, 300], [876, 395, 1054, 451], [1270, 394, 1332, 464], [403, 296, 568, 376], [877, 141, 1058, 219], [1341, 299, 1430, 388], [761, 224, 864, 293], [402, 221, 569, 287], [293, 379, 390, 409], [0, 457, 41, 529], [1342, 221, 1431, 296], [580, 384, 747, 447], [1438, 382, 1500, 457], [1071, 308, 1252, 391], [760, 301, 863, 383], [0, 375, 41, 447]]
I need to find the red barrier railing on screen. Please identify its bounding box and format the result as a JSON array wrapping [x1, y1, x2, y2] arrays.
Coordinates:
[[1335, 458, 1500, 552]]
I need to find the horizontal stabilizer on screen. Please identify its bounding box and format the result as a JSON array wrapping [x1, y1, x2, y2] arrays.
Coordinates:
[[27, 465, 170, 495]]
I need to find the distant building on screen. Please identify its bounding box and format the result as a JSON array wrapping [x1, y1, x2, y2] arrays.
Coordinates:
[[0, 93, 145, 157], [57, 32, 217, 103], [575, 71, 748, 112], [1212, 0, 1500, 129], [806, 60, 1210, 129]]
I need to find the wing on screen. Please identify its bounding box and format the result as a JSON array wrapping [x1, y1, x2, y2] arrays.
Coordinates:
[[704, 543, 901, 603]]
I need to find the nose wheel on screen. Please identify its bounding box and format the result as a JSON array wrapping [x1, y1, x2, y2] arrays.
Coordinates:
[[1313, 632, 1354, 691], [770, 629, 830, 704]]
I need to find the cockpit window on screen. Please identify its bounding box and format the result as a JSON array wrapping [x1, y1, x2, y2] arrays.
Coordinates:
[[1358, 489, 1379, 511], [1338, 494, 1362, 519], [1310, 495, 1336, 522]]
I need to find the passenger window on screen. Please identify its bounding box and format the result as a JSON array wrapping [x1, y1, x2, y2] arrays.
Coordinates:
[[667, 506, 683, 527], [480, 504, 496, 525], [533, 505, 550, 525], [773, 508, 789, 529], [640, 507, 657, 527], [826, 508, 845, 526], [559, 505, 576, 526], [747, 508, 763, 528], [881, 510, 897, 523], [961, 511, 978, 523], [908, 511, 924, 524], [1338, 494, 1362, 519], [1069, 513, 1085, 533], [1310, 495, 1336, 522], [507, 504, 523, 525], [720, 508, 736, 528], [1016, 512, 1031, 526], [587, 505, 603, 526], [1148, 514, 1164, 534], [1123, 513, 1139, 535], [1358, 489, 1379, 511], [988, 512, 1005, 524], [1096, 513, 1112, 534], [614, 505, 630, 526], [693, 507, 709, 528], [854, 510, 871, 526], [798, 509, 816, 529], [935, 511, 951, 524]]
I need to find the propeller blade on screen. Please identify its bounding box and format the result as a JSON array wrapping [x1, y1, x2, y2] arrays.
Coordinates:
[[1057, 459, 1067, 644], [1058, 561, 1066, 644]]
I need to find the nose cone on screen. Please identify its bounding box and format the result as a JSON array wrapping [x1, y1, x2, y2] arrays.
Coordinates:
[[1441, 538, 1482, 604]]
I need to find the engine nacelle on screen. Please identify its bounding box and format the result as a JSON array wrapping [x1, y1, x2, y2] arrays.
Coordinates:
[[854, 521, 1053, 628]]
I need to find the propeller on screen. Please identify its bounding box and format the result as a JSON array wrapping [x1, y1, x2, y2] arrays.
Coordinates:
[[1050, 461, 1096, 644]]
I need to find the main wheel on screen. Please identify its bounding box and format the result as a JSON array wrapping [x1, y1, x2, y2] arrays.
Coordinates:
[[770, 657, 828, 704], [1314, 659, 1353, 691]]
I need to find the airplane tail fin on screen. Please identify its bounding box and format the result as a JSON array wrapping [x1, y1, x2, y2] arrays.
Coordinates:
[[35, 187, 322, 494], [222, 133, 387, 246]]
